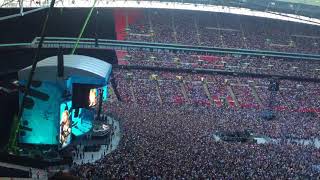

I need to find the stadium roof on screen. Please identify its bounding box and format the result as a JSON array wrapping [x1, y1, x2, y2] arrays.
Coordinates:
[[234, 0, 320, 19], [0, 0, 320, 26], [18, 55, 112, 81], [277, 0, 320, 7]]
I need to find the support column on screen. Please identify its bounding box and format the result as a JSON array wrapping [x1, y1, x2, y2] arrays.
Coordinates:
[[126, 73, 137, 105], [150, 74, 163, 105], [177, 76, 190, 104], [226, 81, 239, 107], [248, 83, 263, 107], [194, 17, 201, 45], [108, 85, 118, 102], [147, 10, 155, 42], [201, 77, 214, 106], [171, 13, 178, 44]]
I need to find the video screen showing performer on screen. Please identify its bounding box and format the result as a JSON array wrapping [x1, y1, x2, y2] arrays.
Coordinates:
[[60, 109, 71, 147], [72, 84, 99, 109], [89, 89, 97, 107]]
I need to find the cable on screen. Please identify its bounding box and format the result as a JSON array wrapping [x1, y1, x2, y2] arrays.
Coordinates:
[[71, 0, 98, 55], [8, 0, 55, 153], [18, 0, 55, 118]]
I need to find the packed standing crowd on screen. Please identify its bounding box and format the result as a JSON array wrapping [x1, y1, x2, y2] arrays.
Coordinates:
[[71, 103, 320, 179]]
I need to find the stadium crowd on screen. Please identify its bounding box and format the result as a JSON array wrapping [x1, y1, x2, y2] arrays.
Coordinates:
[[70, 68, 320, 179], [121, 10, 320, 80], [126, 10, 320, 54], [70, 9, 320, 179], [113, 69, 320, 111], [71, 103, 320, 179], [123, 49, 320, 78], [112, 69, 320, 138]]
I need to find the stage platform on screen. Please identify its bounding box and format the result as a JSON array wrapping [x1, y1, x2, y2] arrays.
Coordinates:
[[71, 108, 93, 137], [72, 116, 120, 165], [18, 55, 112, 148]]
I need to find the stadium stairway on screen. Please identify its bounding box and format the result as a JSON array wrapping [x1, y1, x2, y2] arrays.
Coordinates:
[[147, 12, 155, 42], [226, 85, 240, 107], [114, 9, 143, 40], [171, 15, 178, 44], [129, 80, 137, 105], [115, 50, 129, 65], [179, 80, 190, 104], [107, 85, 118, 102], [154, 80, 163, 104], [194, 19, 201, 45], [201, 79, 214, 106], [248, 84, 263, 107], [278, 91, 290, 109], [226, 96, 236, 108], [212, 95, 223, 107], [173, 95, 184, 104], [114, 9, 143, 65], [114, 9, 126, 41]]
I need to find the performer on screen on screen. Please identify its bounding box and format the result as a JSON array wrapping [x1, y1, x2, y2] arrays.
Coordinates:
[[89, 89, 97, 107], [60, 110, 71, 145]]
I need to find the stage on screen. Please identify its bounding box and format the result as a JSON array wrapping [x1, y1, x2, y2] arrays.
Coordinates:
[[18, 55, 112, 149]]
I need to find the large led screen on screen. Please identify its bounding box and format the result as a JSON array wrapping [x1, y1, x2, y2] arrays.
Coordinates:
[[60, 101, 72, 148], [72, 84, 99, 109], [89, 88, 97, 107]]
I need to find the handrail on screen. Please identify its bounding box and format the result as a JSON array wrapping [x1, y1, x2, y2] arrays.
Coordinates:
[[0, 43, 31, 47], [114, 64, 320, 83], [1, 37, 319, 61], [35, 37, 320, 59]]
